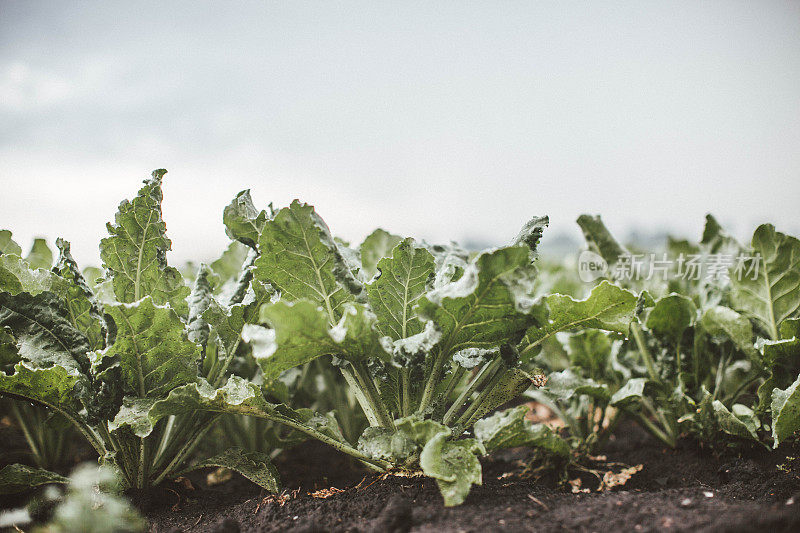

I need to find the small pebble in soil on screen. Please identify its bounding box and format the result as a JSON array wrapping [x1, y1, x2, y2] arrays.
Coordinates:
[[681, 498, 694, 508]]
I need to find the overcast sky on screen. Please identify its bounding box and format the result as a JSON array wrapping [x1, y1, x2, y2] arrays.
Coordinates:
[[1, 1, 799, 268]]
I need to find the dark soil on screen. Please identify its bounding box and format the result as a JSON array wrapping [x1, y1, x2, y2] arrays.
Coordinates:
[[136, 424, 800, 533]]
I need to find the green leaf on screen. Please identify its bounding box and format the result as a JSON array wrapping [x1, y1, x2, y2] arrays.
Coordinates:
[[712, 401, 760, 441], [111, 376, 344, 444], [185, 448, 280, 492], [367, 239, 434, 340], [577, 215, 627, 266], [47, 465, 146, 533], [545, 369, 610, 402], [255, 201, 361, 323], [0, 230, 22, 256], [110, 377, 263, 437], [0, 326, 18, 368], [252, 300, 387, 380], [0, 464, 69, 494], [771, 374, 800, 448], [394, 416, 450, 446], [610, 378, 647, 408], [519, 281, 637, 358], [730, 224, 800, 340], [223, 190, 267, 249], [474, 405, 569, 456], [0, 361, 83, 415], [512, 216, 549, 257], [203, 299, 247, 362], [647, 294, 696, 341], [567, 330, 612, 379], [418, 246, 534, 356], [756, 319, 800, 411], [763, 319, 800, 366], [360, 229, 403, 280], [105, 297, 199, 398], [99, 169, 189, 314], [0, 291, 91, 372], [701, 214, 740, 255], [187, 264, 214, 346], [53, 239, 106, 351], [419, 433, 484, 506], [210, 241, 250, 287], [699, 306, 756, 359], [357, 426, 418, 465], [0, 254, 64, 296], [25, 238, 53, 270]]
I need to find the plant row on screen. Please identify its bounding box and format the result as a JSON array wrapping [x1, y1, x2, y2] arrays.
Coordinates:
[[1, 170, 798, 509]]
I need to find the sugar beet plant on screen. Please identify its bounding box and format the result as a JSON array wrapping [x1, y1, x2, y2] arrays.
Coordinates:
[[0, 172, 285, 491], [121, 190, 573, 505]]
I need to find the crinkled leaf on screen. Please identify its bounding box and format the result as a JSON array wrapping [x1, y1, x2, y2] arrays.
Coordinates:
[[253, 300, 386, 380], [0, 291, 90, 372], [360, 229, 403, 279], [519, 281, 637, 359], [427, 242, 469, 289], [772, 374, 800, 448], [0, 464, 69, 495], [187, 264, 214, 346], [763, 319, 800, 366], [0, 254, 64, 296], [111, 376, 344, 443], [255, 201, 361, 322], [0, 361, 83, 414], [367, 239, 434, 340], [203, 300, 246, 366], [99, 169, 189, 314], [223, 190, 267, 249], [474, 405, 569, 456], [418, 246, 534, 356], [105, 297, 199, 398], [730, 224, 800, 340], [47, 465, 146, 533], [512, 215, 549, 258], [394, 416, 450, 446], [185, 448, 279, 492], [53, 239, 106, 351], [419, 434, 483, 506]]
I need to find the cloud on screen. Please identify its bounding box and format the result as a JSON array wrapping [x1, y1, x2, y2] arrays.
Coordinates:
[[1, 1, 799, 271], [0, 62, 75, 111]]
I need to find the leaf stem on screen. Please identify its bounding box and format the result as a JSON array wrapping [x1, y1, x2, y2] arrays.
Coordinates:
[[417, 348, 448, 414], [631, 323, 658, 382], [443, 358, 501, 426], [348, 361, 393, 427], [456, 362, 507, 429]]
